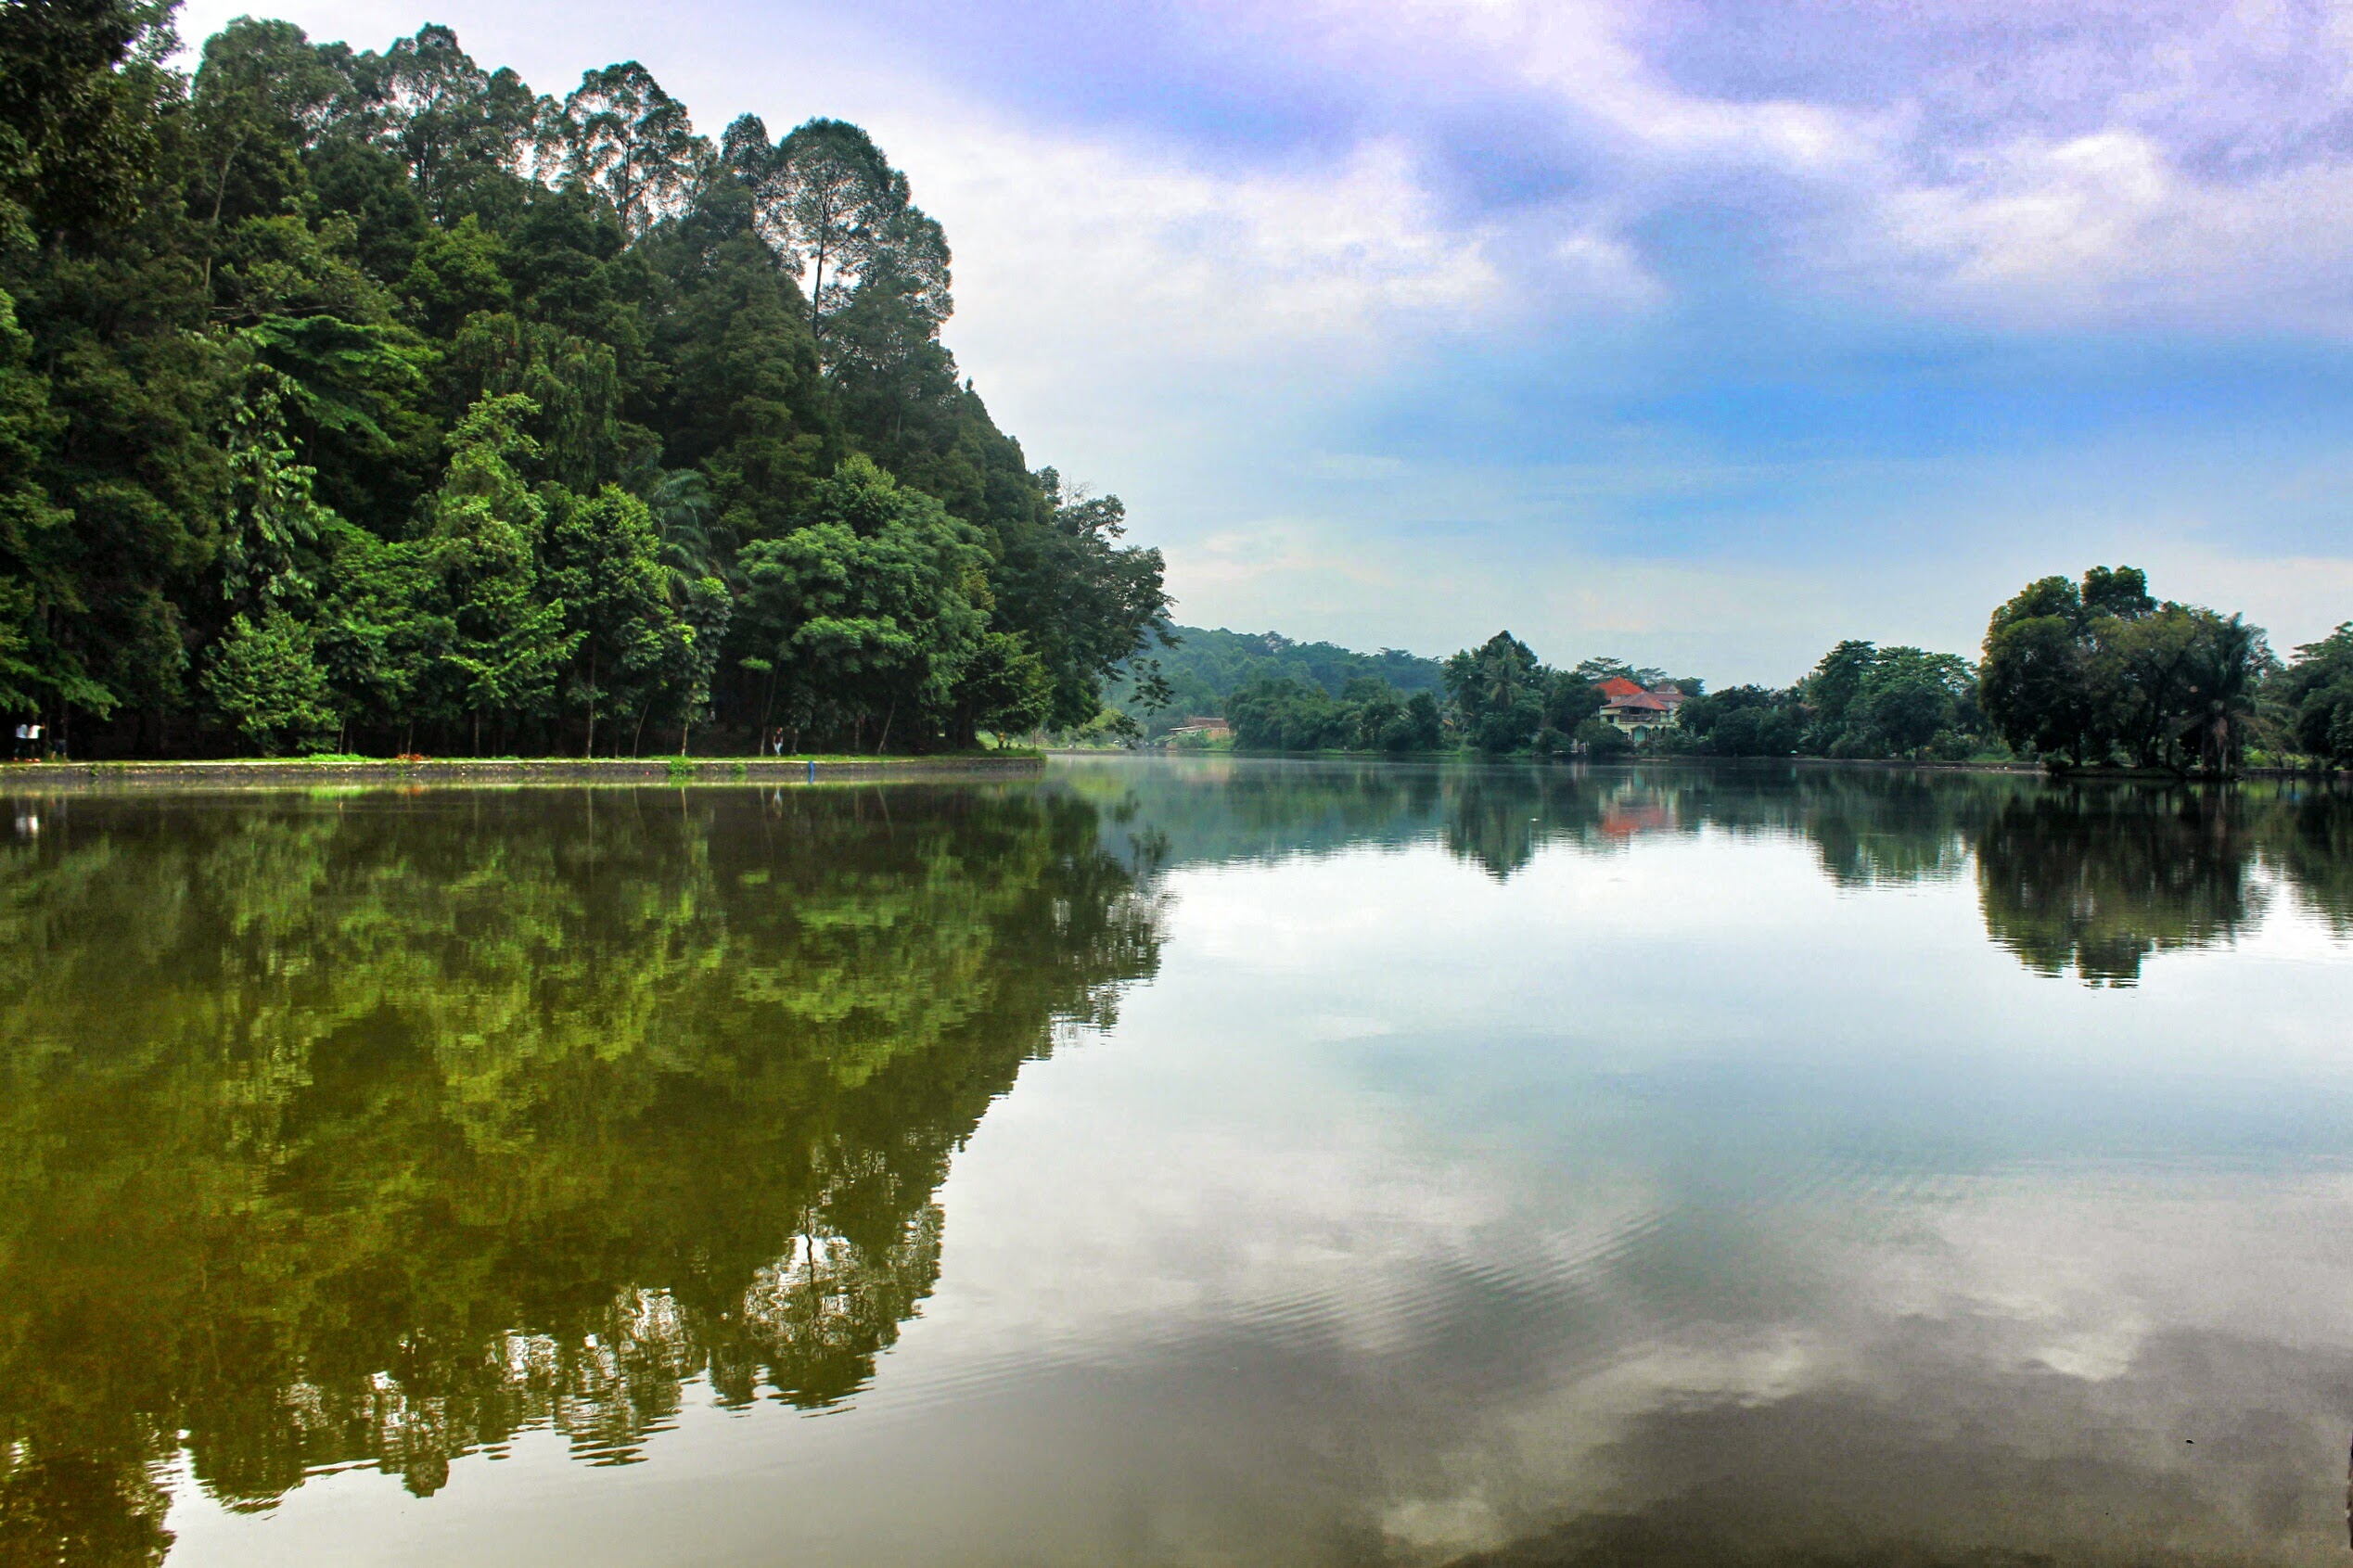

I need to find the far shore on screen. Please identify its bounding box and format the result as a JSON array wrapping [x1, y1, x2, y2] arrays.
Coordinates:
[[0, 754, 1044, 791], [1059, 748, 2345, 780]]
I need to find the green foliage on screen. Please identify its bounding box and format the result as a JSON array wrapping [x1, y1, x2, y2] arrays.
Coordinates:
[[0, 17, 1163, 758], [1676, 684, 1800, 756], [2279, 623, 2353, 766], [1108, 625, 1442, 733], [202, 606, 337, 753], [736, 454, 989, 750], [1226, 672, 1446, 753], [1980, 565, 2273, 773], [1798, 640, 1980, 759], [1574, 715, 1632, 757], [1446, 631, 1546, 754]]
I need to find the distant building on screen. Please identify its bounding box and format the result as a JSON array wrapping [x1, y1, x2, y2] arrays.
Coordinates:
[[1595, 680, 1687, 741], [1165, 715, 1232, 739]]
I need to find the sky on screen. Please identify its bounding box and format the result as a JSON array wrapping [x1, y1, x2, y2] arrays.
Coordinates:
[[178, 0, 2353, 684]]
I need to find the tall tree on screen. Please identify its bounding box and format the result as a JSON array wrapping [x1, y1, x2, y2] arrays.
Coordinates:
[[727, 116, 949, 359], [544, 62, 708, 238], [361, 25, 538, 218], [421, 393, 573, 751], [2279, 623, 2353, 767], [735, 454, 988, 751]]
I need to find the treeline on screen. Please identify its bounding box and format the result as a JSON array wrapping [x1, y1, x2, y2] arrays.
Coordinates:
[[1208, 628, 1706, 758], [1101, 626, 1443, 738], [1198, 566, 2352, 775], [0, 5, 1166, 758], [1678, 642, 1985, 759], [1690, 565, 2353, 774]]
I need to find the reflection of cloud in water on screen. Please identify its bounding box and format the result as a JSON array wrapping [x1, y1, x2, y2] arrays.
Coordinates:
[[23, 760, 2353, 1565]]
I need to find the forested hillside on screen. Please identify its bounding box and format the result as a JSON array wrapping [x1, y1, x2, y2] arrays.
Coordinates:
[[1107, 627, 1442, 727], [0, 4, 1167, 757]]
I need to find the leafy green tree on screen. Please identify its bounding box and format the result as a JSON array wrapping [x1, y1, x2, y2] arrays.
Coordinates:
[[728, 116, 950, 358], [312, 517, 441, 735], [1445, 631, 1544, 754], [217, 366, 334, 608], [421, 394, 573, 750], [1680, 684, 1803, 756], [401, 212, 513, 336], [1227, 674, 1348, 750], [994, 476, 1170, 732], [0, 0, 168, 236], [445, 312, 627, 490], [1798, 644, 1977, 759], [1980, 574, 2107, 765], [202, 607, 337, 754], [2279, 623, 2353, 766], [1387, 690, 1443, 753], [0, 13, 1170, 759], [1541, 668, 1604, 736], [0, 286, 71, 721], [1982, 567, 2265, 773], [954, 630, 1056, 742], [1574, 715, 1632, 757], [361, 25, 539, 219], [2169, 610, 2270, 773], [543, 62, 709, 238], [735, 455, 988, 750], [1801, 638, 1880, 751], [543, 482, 685, 754]]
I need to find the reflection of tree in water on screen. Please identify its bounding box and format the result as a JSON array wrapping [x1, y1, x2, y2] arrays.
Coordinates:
[[0, 786, 1162, 1559], [1443, 766, 2021, 886], [1975, 785, 2264, 985], [2261, 786, 2353, 937], [1077, 760, 2347, 991]]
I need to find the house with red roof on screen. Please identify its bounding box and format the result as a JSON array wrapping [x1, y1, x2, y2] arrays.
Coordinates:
[[1595, 679, 1688, 741]]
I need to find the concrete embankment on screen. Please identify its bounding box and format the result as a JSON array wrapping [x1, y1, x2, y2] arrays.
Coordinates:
[[0, 754, 1045, 790]]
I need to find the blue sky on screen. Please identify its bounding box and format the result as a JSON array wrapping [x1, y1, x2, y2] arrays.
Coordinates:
[[180, 0, 2353, 682]]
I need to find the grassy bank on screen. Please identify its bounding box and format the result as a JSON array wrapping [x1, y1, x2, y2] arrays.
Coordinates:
[[0, 753, 1045, 791]]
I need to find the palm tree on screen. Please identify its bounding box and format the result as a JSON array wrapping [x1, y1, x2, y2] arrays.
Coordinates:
[[2175, 613, 2265, 775]]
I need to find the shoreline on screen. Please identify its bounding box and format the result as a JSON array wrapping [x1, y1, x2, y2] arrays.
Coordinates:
[[0, 754, 1045, 791], [1084, 747, 2343, 781]]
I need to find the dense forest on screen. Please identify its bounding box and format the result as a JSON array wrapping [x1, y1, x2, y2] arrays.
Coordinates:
[[0, 3, 1168, 758]]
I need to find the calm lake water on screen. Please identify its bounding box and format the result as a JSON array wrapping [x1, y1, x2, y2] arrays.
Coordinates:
[[6, 758, 2353, 1567]]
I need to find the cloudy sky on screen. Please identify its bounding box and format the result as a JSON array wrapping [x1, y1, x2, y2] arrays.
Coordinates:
[[179, 0, 2353, 682]]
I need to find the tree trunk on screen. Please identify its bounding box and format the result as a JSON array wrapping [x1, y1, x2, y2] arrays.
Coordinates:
[[584, 646, 597, 759], [632, 704, 648, 757], [200, 141, 238, 301], [876, 702, 894, 755]]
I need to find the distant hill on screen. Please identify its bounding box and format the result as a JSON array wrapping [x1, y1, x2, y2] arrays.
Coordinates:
[[1108, 627, 1445, 726]]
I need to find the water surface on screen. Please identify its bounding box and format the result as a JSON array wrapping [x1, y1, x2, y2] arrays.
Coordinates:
[[5, 759, 2353, 1566]]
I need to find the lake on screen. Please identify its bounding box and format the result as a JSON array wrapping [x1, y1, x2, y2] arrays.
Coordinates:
[[5, 757, 2352, 1567]]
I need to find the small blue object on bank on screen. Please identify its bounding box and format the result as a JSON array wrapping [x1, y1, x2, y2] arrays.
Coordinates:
[[807, 759, 815, 784]]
